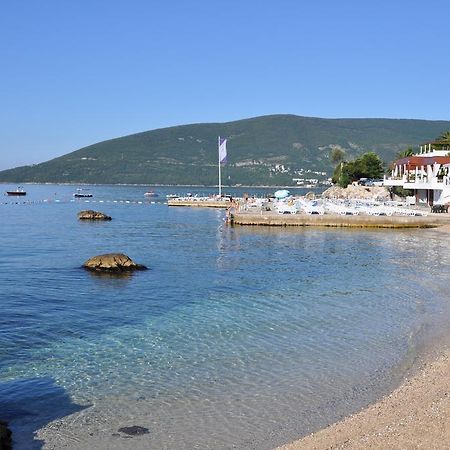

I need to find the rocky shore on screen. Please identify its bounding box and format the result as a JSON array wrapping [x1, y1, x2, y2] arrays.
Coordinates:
[[321, 185, 393, 202]]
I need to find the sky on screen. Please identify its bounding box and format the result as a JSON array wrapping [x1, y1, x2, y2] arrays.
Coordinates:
[[1, 0, 449, 170]]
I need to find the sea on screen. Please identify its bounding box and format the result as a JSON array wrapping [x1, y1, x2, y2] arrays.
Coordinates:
[[1, 183, 449, 449]]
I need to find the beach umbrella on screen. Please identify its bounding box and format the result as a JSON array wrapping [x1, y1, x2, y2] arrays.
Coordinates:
[[274, 189, 290, 199]]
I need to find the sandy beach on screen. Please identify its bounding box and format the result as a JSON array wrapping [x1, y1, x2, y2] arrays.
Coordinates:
[[277, 348, 450, 450], [277, 224, 450, 450]]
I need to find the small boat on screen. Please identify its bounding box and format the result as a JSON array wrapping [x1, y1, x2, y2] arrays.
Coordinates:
[[73, 188, 93, 198], [144, 191, 158, 197], [74, 193, 93, 198], [166, 194, 179, 199], [6, 187, 26, 196]]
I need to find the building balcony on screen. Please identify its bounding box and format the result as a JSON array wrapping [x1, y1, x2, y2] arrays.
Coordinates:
[[383, 176, 403, 186], [405, 179, 448, 189], [384, 175, 450, 189]]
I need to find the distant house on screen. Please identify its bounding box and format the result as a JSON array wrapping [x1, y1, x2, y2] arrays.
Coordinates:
[[384, 139, 450, 205]]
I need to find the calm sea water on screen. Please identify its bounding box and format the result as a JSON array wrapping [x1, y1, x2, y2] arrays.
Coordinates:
[[1, 184, 449, 449]]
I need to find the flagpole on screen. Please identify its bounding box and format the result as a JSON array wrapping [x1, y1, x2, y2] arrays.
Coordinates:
[[218, 136, 222, 197]]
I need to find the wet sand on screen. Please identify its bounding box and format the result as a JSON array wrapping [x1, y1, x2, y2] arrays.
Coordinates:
[[277, 224, 450, 450]]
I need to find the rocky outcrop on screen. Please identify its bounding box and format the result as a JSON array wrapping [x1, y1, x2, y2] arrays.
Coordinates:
[[322, 185, 391, 202], [0, 420, 12, 450], [77, 210, 112, 221], [83, 253, 147, 272]]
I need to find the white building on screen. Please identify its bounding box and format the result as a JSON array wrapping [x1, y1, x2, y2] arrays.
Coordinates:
[[384, 140, 450, 205]]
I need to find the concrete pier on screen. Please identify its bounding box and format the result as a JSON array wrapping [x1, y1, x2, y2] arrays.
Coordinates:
[[230, 211, 450, 229], [168, 199, 231, 208]]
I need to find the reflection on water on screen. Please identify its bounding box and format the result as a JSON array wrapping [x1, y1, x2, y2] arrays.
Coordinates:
[[0, 184, 449, 449], [85, 269, 135, 281]]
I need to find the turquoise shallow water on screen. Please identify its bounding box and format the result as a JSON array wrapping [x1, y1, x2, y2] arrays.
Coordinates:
[[1, 184, 449, 449]]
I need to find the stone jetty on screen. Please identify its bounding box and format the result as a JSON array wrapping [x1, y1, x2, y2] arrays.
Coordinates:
[[168, 197, 232, 208], [230, 211, 449, 229]]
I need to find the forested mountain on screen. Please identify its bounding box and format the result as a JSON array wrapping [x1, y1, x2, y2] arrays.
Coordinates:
[[1, 115, 449, 185]]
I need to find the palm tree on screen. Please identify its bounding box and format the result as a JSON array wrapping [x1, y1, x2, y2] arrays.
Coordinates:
[[438, 130, 450, 144], [395, 147, 414, 159], [432, 131, 450, 151]]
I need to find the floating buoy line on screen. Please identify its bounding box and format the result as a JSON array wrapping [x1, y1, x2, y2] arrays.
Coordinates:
[[0, 198, 165, 206]]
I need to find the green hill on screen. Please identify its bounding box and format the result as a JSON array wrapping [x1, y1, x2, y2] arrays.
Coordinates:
[[1, 114, 449, 186]]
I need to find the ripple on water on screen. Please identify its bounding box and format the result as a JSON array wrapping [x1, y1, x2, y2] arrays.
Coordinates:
[[1, 187, 450, 449]]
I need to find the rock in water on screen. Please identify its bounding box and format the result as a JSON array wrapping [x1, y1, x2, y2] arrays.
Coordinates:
[[0, 420, 12, 450], [118, 425, 150, 436], [77, 210, 112, 220], [82, 253, 147, 272]]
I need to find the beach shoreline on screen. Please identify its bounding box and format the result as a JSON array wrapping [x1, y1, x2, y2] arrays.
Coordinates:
[[5, 196, 449, 450], [276, 225, 450, 450], [276, 347, 450, 450]]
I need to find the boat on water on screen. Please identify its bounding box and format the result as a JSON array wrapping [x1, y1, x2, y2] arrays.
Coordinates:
[[144, 191, 158, 197], [6, 187, 26, 196], [73, 188, 93, 198], [166, 194, 179, 199]]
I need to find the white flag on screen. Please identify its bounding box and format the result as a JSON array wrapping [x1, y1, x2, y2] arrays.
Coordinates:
[[219, 137, 227, 164]]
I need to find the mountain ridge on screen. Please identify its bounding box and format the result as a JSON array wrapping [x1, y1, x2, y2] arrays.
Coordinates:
[[1, 114, 449, 186]]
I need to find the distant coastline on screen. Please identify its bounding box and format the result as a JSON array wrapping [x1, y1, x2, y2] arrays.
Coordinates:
[[0, 181, 321, 189]]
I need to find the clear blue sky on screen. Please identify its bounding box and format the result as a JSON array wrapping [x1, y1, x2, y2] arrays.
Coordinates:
[[1, 0, 449, 170]]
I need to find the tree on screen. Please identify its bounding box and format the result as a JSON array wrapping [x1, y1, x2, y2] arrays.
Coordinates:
[[331, 162, 344, 186], [438, 131, 450, 143], [359, 152, 384, 178], [330, 148, 345, 164], [390, 186, 413, 198], [395, 147, 414, 159], [332, 152, 384, 187]]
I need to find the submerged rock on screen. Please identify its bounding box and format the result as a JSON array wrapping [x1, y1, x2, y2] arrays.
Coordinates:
[[0, 420, 12, 450], [118, 425, 150, 436], [77, 210, 112, 221], [82, 253, 147, 272]]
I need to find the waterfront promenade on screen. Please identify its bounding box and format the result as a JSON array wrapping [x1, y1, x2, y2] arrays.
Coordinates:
[[230, 210, 450, 228]]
